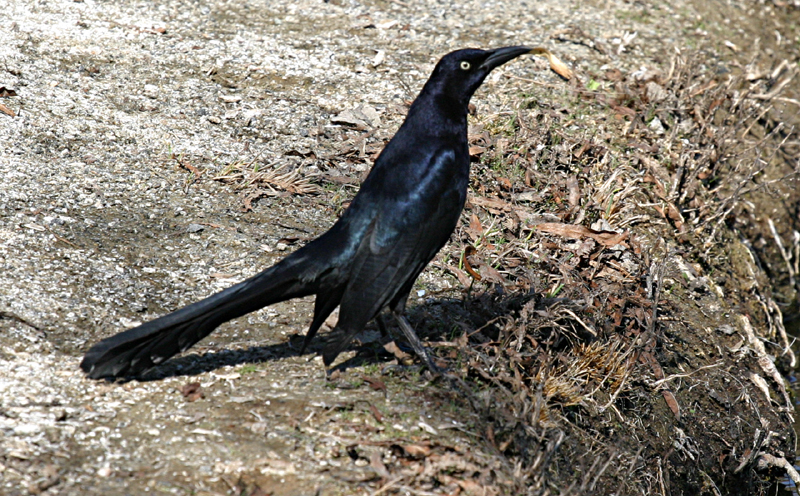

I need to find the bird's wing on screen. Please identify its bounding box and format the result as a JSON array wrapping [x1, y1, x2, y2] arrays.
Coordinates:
[[334, 147, 466, 333]]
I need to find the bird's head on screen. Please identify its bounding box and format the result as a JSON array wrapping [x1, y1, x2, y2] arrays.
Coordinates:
[[427, 46, 533, 106]]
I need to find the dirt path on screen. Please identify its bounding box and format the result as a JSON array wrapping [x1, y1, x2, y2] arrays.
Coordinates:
[[2, 0, 799, 495]]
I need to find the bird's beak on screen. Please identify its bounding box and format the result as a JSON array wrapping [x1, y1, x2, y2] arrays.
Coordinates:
[[481, 46, 533, 71], [479, 46, 534, 71]]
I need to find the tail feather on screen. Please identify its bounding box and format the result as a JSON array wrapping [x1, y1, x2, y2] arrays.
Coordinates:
[[81, 261, 315, 379], [321, 328, 361, 366], [300, 285, 345, 354]]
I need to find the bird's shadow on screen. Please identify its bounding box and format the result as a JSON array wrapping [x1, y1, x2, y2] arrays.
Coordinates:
[[118, 289, 536, 383]]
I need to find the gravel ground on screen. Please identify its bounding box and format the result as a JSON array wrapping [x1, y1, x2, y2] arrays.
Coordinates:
[[2, 0, 798, 495]]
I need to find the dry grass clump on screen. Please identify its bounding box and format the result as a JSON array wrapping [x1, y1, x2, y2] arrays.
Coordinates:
[[535, 339, 632, 410], [213, 160, 321, 211]]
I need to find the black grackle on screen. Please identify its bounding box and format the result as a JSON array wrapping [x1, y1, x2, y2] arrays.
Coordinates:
[[81, 46, 535, 379]]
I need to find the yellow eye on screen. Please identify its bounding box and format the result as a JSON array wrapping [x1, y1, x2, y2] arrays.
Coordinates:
[[460, 61, 471, 71]]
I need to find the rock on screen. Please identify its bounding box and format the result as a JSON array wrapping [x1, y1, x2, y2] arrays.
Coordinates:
[[332, 105, 381, 128], [14, 423, 42, 435], [645, 81, 669, 103]]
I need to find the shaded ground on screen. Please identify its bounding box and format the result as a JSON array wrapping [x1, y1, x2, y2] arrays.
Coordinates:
[[2, 0, 800, 495]]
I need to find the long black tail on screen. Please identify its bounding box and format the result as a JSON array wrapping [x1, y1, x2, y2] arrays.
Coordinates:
[[80, 257, 319, 379]]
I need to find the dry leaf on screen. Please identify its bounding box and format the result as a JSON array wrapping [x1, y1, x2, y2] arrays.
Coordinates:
[[640, 351, 680, 419], [322, 173, 360, 185], [462, 245, 482, 281], [574, 238, 596, 257], [689, 79, 717, 98], [596, 266, 625, 282], [445, 264, 472, 287], [661, 389, 681, 420], [529, 47, 573, 80], [468, 145, 486, 156], [384, 341, 411, 361], [180, 382, 205, 402], [370, 450, 390, 478], [724, 40, 739, 52], [612, 105, 636, 119], [360, 374, 387, 393], [535, 222, 629, 247], [469, 213, 483, 235], [566, 176, 580, 208], [178, 159, 203, 178], [457, 479, 487, 494], [471, 196, 513, 212], [402, 444, 431, 458], [474, 260, 506, 287], [209, 272, 236, 279], [653, 203, 684, 229], [277, 236, 302, 245], [367, 403, 385, 423], [0, 103, 16, 117], [605, 68, 624, 81]]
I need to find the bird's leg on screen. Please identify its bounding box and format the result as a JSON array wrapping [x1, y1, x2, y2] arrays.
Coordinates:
[[376, 313, 390, 338], [392, 312, 443, 374]]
